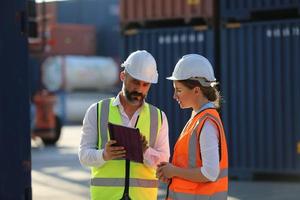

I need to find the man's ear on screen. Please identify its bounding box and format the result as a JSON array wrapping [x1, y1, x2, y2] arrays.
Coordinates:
[[120, 71, 125, 81]]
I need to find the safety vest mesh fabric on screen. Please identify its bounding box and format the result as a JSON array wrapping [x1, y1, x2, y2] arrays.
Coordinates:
[[90, 98, 162, 200], [168, 108, 228, 200]]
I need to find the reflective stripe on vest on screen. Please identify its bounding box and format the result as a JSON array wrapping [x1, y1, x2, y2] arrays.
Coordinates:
[[99, 98, 110, 148], [218, 168, 228, 179], [149, 104, 158, 147], [91, 178, 158, 188], [168, 191, 227, 200]]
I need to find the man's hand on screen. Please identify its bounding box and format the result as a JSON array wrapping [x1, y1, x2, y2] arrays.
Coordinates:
[[140, 134, 149, 153], [103, 140, 126, 161]]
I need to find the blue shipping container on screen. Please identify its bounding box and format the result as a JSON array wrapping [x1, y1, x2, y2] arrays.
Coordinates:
[[57, 0, 121, 58], [123, 26, 215, 150], [221, 0, 300, 21], [220, 19, 300, 177], [0, 0, 32, 199]]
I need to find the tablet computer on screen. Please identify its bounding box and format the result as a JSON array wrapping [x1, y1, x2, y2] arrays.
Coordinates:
[[108, 122, 143, 163]]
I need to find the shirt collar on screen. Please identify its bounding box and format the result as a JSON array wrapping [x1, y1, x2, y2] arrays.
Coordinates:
[[112, 93, 121, 106], [195, 102, 215, 114]]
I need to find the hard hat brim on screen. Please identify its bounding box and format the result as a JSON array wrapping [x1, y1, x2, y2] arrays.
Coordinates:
[[126, 68, 158, 84], [166, 76, 181, 80], [167, 76, 217, 87]]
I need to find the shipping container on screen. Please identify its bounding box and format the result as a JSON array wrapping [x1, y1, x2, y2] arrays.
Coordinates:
[[28, 1, 57, 52], [27, 1, 57, 36], [123, 26, 215, 149], [220, 0, 300, 21], [120, 0, 214, 27], [0, 0, 31, 199], [46, 24, 96, 55], [36, 1, 57, 28], [57, 0, 121, 58], [220, 19, 300, 178]]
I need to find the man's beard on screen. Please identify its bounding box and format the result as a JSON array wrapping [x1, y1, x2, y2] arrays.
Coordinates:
[[124, 89, 146, 105]]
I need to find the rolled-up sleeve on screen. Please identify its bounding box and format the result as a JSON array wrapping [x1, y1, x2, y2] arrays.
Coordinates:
[[78, 103, 106, 167], [200, 119, 220, 181]]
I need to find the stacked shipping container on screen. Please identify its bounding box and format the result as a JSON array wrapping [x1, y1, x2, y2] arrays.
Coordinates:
[[57, 0, 121, 58], [220, 2, 300, 178], [221, 20, 300, 177], [122, 0, 300, 178], [29, 1, 97, 56], [120, 0, 214, 26]]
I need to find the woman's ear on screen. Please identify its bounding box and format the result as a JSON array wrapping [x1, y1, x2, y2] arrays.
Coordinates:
[[193, 86, 201, 95]]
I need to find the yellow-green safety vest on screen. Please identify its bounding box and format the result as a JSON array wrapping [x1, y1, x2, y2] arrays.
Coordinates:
[[90, 98, 162, 200]]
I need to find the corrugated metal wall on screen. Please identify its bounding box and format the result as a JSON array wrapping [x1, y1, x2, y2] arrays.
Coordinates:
[[47, 24, 97, 55], [0, 0, 32, 199], [123, 26, 215, 149], [220, 19, 300, 176], [221, 0, 300, 20], [120, 0, 214, 25]]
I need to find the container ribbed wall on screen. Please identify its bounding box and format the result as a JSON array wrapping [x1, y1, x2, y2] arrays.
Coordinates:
[[47, 24, 97, 56], [120, 0, 214, 26], [221, 19, 300, 177], [123, 26, 215, 149], [1, 0, 31, 198]]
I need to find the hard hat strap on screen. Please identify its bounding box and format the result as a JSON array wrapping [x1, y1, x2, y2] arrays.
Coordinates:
[[190, 77, 218, 87]]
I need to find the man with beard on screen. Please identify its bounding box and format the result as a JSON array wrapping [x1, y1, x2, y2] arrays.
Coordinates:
[[79, 50, 170, 200]]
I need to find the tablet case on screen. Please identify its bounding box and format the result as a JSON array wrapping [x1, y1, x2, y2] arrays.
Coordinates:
[[108, 122, 143, 163]]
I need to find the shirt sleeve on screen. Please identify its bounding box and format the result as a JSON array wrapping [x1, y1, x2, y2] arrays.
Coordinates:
[[78, 103, 106, 167], [143, 111, 170, 168], [199, 119, 220, 181]]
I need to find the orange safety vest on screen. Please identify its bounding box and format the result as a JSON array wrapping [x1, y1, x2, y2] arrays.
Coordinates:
[[168, 108, 228, 200]]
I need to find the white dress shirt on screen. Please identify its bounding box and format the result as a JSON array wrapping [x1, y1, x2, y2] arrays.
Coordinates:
[[78, 94, 170, 169], [193, 102, 220, 181]]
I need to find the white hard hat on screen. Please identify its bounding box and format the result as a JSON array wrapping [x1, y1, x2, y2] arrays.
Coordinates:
[[166, 54, 216, 87], [121, 50, 158, 83]]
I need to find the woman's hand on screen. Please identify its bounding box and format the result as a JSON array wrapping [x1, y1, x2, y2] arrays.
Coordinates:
[[103, 140, 126, 161], [156, 162, 176, 182]]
